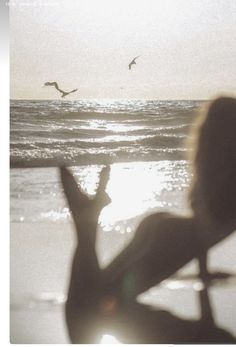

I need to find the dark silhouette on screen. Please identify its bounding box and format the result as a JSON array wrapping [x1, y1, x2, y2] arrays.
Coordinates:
[[60, 96, 236, 343], [44, 81, 78, 98], [128, 55, 140, 70]]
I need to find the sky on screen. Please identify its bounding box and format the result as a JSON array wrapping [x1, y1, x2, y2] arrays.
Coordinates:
[[10, 0, 236, 100]]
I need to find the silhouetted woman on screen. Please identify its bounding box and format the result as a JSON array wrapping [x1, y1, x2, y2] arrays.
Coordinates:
[[61, 96, 236, 343]]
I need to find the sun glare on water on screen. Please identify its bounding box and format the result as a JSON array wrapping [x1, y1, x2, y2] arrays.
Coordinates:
[[100, 161, 172, 224]]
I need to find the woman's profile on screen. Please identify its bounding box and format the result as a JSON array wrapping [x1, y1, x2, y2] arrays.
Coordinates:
[[60, 96, 236, 343]]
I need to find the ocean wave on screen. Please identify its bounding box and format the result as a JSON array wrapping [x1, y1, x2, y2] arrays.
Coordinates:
[[10, 132, 186, 153], [10, 147, 188, 168], [10, 99, 200, 167], [10, 122, 190, 144]]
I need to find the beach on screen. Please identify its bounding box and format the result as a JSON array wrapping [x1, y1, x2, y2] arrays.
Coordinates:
[[10, 164, 236, 343], [10, 100, 236, 343], [10, 212, 236, 343]]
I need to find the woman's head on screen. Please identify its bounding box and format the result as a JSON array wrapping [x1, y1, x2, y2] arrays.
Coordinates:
[[189, 96, 236, 226]]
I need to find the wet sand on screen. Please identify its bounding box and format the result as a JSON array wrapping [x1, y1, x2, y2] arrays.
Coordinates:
[[10, 221, 236, 343]]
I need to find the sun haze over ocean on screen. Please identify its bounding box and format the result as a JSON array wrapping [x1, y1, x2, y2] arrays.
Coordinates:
[[10, 0, 236, 100]]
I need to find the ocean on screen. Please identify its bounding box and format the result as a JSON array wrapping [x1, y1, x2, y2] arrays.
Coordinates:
[[10, 99, 201, 167], [10, 99, 236, 343]]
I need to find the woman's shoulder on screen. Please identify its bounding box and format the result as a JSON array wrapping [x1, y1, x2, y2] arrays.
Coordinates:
[[137, 211, 235, 253], [134, 212, 203, 264], [135, 212, 200, 246], [138, 211, 196, 230]]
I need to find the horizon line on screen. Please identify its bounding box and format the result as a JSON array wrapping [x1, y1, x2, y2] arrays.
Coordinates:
[[10, 98, 209, 101]]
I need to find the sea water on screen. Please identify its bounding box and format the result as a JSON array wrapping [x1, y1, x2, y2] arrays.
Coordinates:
[[10, 100, 236, 343]]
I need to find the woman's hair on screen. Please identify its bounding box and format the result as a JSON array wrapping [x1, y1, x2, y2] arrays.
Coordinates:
[[189, 96, 236, 226]]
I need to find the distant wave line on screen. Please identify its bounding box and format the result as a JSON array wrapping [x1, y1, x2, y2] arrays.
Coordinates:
[[10, 151, 188, 169]]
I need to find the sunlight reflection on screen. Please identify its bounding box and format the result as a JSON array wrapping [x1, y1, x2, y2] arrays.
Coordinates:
[[83, 134, 148, 142], [162, 280, 186, 290], [40, 207, 70, 221], [193, 282, 205, 291], [105, 123, 144, 133], [100, 334, 121, 344], [162, 279, 205, 291], [70, 161, 189, 228], [100, 161, 172, 224]]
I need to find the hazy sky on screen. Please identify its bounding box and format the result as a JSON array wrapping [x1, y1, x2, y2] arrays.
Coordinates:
[[10, 0, 236, 99]]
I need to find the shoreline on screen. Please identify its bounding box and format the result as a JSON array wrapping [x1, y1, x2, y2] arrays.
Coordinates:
[[10, 157, 189, 169]]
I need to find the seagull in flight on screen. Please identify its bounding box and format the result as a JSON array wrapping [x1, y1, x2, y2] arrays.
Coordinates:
[[128, 56, 140, 70], [44, 82, 78, 98]]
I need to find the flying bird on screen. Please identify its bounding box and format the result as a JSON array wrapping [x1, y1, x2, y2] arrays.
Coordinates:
[[44, 82, 78, 98], [128, 55, 140, 70]]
